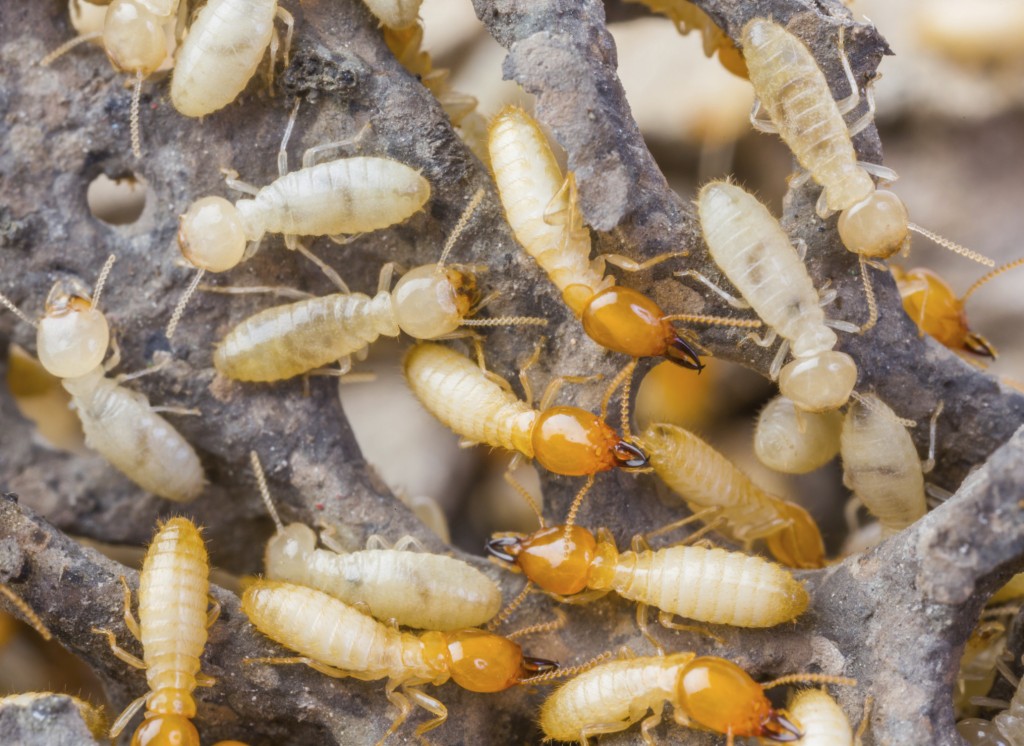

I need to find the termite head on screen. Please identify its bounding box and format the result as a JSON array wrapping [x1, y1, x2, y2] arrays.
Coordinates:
[[894, 267, 997, 358], [779, 350, 857, 413], [763, 502, 825, 570], [392, 264, 478, 339], [837, 189, 910, 259], [103, 0, 167, 76], [178, 197, 248, 273], [532, 406, 649, 475], [446, 628, 558, 692], [486, 525, 599, 595], [131, 714, 200, 746], [677, 657, 800, 741], [37, 279, 110, 379], [264, 523, 317, 578]]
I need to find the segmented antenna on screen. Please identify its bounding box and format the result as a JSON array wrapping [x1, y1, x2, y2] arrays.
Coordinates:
[[762, 673, 857, 690], [908, 223, 995, 267], [91, 254, 117, 311], [850, 391, 916, 428], [858, 258, 879, 333], [485, 582, 532, 633], [435, 188, 486, 273], [39, 32, 102, 67], [130, 70, 143, 160], [165, 269, 205, 340], [520, 651, 615, 685], [0, 292, 37, 327], [0, 584, 52, 641], [962, 257, 1024, 302], [250, 450, 284, 532]]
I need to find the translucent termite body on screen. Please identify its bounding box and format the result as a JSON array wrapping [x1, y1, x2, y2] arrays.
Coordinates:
[[623, 0, 748, 77], [170, 0, 293, 117], [94, 518, 218, 745], [402, 342, 649, 477], [487, 524, 808, 628], [957, 660, 1024, 746], [754, 395, 843, 474], [488, 106, 705, 370], [840, 394, 925, 537], [640, 422, 825, 569], [696, 180, 858, 412], [788, 688, 853, 746], [538, 653, 804, 744], [242, 580, 557, 741], [363, 0, 423, 29]]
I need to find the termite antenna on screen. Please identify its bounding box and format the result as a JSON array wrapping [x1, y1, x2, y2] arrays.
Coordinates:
[[460, 316, 548, 327], [561, 473, 596, 550], [39, 32, 102, 67], [435, 188, 486, 274], [506, 607, 568, 641], [165, 269, 205, 340], [91, 254, 117, 311], [278, 98, 302, 177], [661, 313, 762, 329], [0, 291, 37, 328], [849, 391, 916, 428], [855, 695, 874, 746], [485, 582, 533, 633], [0, 584, 53, 641], [907, 223, 995, 267], [502, 468, 546, 528], [130, 70, 144, 160], [762, 673, 857, 690], [520, 651, 615, 685], [858, 258, 879, 333], [962, 257, 1024, 302], [250, 450, 284, 532]]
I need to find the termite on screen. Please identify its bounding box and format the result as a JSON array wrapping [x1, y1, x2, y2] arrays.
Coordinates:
[[211, 189, 543, 381], [957, 651, 1024, 745], [788, 688, 854, 746], [170, 0, 293, 118], [241, 580, 557, 742], [955, 619, 1008, 716], [623, 0, 747, 77], [754, 395, 843, 474], [250, 450, 502, 630], [167, 101, 431, 338], [640, 421, 825, 569], [488, 107, 758, 372], [538, 651, 852, 745], [0, 256, 205, 502], [92, 517, 219, 744], [363, 0, 423, 30], [0, 693, 108, 741], [742, 18, 994, 266], [689, 180, 859, 413], [891, 259, 1024, 361]]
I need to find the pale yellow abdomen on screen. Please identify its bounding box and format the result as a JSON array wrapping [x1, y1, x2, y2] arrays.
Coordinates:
[[788, 689, 853, 745]]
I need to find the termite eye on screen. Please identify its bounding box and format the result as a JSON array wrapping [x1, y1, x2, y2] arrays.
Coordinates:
[[837, 189, 909, 258], [178, 196, 248, 273], [447, 630, 526, 692], [779, 351, 857, 413], [612, 440, 649, 470], [131, 715, 200, 746], [103, 0, 168, 75], [391, 264, 466, 339]]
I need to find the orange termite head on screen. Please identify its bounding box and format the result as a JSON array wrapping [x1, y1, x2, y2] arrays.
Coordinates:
[[676, 657, 801, 741], [532, 406, 649, 475], [486, 525, 598, 595], [446, 628, 558, 693], [131, 714, 200, 746]]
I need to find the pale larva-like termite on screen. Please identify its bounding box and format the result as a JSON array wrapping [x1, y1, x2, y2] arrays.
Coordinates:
[[488, 106, 755, 371], [487, 523, 808, 630], [251, 450, 502, 630], [242, 581, 557, 742], [957, 651, 1024, 746], [754, 395, 843, 474], [170, 0, 292, 118], [640, 421, 825, 569], [742, 18, 993, 266], [789, 688, 854, 745], [840, 393, 925, 537], [622, 0, 747, 77], [692, 180, 858, 412], [93, 518, 218, 744], [0, 693, 108, 741], [363, 0, 422, 30], [211, 190, 543, 381], [539, 653, 850, 744], [0, 257, 205, 502]]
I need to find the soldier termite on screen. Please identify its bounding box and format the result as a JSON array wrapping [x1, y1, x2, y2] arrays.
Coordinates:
[[640, 421, 826, 569], [788, 688, 855, 746], [891, 259, 1024, 361], [488, 107, 760, 373], [538, 651, 853, 745], [250, 450, 502, 630], [92, 518, 219, 744], [241, 580, 557, 743], [623, 0, 747, 77], [754, 395, 843, 474], [170, 0, 293, 118], [742, 17, 994, 267], [167, 101, 431, 338], [211, 189, 544, 382], [364, 0, 423, 30], [0, 256, 206, 502], [688, 180, 859, 413]]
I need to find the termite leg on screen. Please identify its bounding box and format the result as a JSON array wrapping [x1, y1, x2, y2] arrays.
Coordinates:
[[392, 535, 425, 552], [601, 252, 688, 272], [847, 79, 879, 137], [542, 174, 577, 227], [538, 373, 602, 411], [816, 188, 835, 220], [103, 336, 123, 373], [199, 284, 314, 300], [502, 459, 546, 528], [109, 694, 148, 739], [634, 604, 665, 656], [741, 328, 778, 348], [207, 596, 222, 628], [406, 686, 448, 736], [639, 707, 665, 746], [293, 242, 350, 293], [579, 720, 636, 745], [835, 25, 861, 115], [377, 261, 402, 294], [92, 627, 146, 669], [517, 338, 546, 407], [150, 406, 201, 416], [825, 318, 861, 334], [789, 169, 813, 190], [301, 123, 373, 168], [749, 98, 779, 134], [195, 672, 217, 688], [220, 169, 261, 196], [657, 610, 724, 644], [637, 508, 723, 547], [794, 238, 808, 262], [276, 7, 294, 68], [857, 160, 898, 184], [118, 577, 141, 642], [379, 681, 414, 746], [922, 401, 944, 474], [674, 270, 750, 309], [768, 340, 791, 381]]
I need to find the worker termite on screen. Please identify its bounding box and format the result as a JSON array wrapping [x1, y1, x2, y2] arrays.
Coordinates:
[[0, 256, 206, 502], [167, 101, 431, 338], [488, 107, 760, 372], [640, 421, 826, 569], [170, 0, 293, 118], [538, 651, 853, 745], [250, 450, 502, 630], [211, 189, 543, 381], [754, 395, 843, 474], [689, 180, 859, 413], [623, 0, 748, 77], [92, 518, 218, 744], [363, 0, 423, 30], [892, 259, 1024, 361], [788, 688, 855, 746], [241, 580, 557, 743], [742, 17, 994, 266]]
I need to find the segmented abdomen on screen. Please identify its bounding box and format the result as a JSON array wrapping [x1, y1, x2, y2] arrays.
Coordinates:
[[539, 656, 685, 743], [170, 0, 278, 117], [138, 519, 209, 697], [403, 343, 536, 457], [214, 292, 398, 382], [612, 545, 808, 626], [742, 19, 874, 211], [489, 107, 611, 316], [788, 689, 853, 745], [643, 422, 786, 540], [270, 549, 502, 631], [250, 157, 430, 236]]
